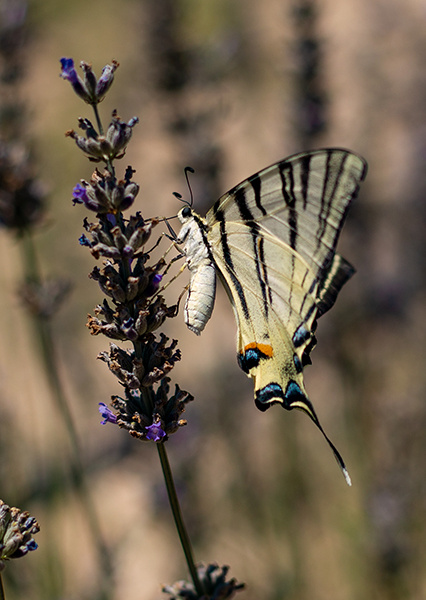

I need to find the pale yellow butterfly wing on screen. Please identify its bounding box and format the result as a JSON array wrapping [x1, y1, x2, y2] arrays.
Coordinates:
[[205, 149, 367, 483]]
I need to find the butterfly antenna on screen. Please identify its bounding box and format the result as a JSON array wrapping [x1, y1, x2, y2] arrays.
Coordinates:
[[171, 166, 195, 209], [184, 166, 195, 207], [165, 168, 195, 235]]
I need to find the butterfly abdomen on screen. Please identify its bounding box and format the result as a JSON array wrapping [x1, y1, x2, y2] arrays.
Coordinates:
[[177, 207, 217, 335], [184, 263, 216, 334]]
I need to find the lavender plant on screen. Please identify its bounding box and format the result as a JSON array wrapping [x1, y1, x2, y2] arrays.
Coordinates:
[[0, 499, 39, 600], [60, 57, 245, 600], [0, 4, 112, 598]]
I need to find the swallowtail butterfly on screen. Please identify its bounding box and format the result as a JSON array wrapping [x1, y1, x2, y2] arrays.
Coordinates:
[[176, 148, 367, 484]]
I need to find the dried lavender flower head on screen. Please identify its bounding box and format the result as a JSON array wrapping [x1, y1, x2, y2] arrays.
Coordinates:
[[163, 564, 245, 600], [0, 499, 39, 572], [66, 111, 139, 163]]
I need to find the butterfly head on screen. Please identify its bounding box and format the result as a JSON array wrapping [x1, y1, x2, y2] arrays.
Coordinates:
[[177, 205, 194, 224]]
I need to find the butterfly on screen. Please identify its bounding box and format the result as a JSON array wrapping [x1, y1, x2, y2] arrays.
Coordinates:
[[176, 148, 367, 484]]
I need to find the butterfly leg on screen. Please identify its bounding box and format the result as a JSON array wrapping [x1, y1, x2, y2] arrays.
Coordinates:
[[149, 239, 187, 301], [167, 282, 190, 317], [155, 259, 187, 294], [148, 228, 189, 313]]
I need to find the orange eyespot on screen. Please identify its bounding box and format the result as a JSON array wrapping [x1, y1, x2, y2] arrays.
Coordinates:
[[244, 342, 274, 358]]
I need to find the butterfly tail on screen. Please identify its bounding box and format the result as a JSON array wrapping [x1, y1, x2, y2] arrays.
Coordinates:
[[284, 381, 352, 486]]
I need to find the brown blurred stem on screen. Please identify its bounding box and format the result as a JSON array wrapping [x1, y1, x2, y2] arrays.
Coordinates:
[[19, 228, 113, 600], [0, 573, 5, 600]]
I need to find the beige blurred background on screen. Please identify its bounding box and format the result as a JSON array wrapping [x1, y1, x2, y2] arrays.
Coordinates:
[[0, 0, 425, 599]]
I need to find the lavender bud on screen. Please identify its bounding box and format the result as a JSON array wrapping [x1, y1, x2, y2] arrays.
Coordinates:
[[80, 61, 97, 98], [95, 60, 119, 100], [0, 501, 39, 571]]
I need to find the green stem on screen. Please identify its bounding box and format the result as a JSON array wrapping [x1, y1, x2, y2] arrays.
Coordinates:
[[19, 230, 112, 600], [157, 443, 204, 597], [90, 104, 116, 180], [92, 103, 103, 135]]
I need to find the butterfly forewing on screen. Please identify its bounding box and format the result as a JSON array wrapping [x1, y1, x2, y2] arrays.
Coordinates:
[[207, 149, 366, 284]]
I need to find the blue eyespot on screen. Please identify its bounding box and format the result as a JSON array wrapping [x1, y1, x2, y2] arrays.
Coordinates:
[[254, 382, 284, 411], [293, 354, 303, 373], [284, 381, 307, 408], [292, 325, 310, 348], [238, 343, 273, 373], [238, 348, 261, 372]]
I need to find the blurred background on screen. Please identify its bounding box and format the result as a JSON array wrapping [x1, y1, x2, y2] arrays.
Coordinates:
[[0, 0, 425, 599]]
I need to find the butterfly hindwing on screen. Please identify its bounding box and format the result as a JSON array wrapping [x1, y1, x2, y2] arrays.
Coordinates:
[[209, 222, 352, 483]]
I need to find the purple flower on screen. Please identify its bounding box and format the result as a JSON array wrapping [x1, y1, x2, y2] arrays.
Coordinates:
[[145, 422, 166, 442], [99, 403, 117, 425], [146, 273, 163, 296], [72, 183, 89, 205], [72, 183, 106, 212], [59, 57, 91, 102], [13, 538, 38, 558], [95, 61, 118, 100], [60, 58, 78, 84]]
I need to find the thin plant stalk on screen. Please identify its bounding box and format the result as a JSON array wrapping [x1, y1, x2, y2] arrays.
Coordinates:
[[92, 103, 104, 135], [0, 573, 4, 600], [19, 229, 113, 599], [157, 443, 204, 596]]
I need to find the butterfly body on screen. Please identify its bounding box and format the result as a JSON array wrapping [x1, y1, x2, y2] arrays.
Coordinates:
[[176, 148, 367, 484], [176, 209, 216, 334]]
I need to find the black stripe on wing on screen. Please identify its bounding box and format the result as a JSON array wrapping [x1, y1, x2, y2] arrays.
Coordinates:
[[278, 161, 298, 252], [248, 172, 267, 217], [277, 160, 300, 317], [193, 212, 215, 263], [235, 186, 272, 316], [316, 253, 355, 317], [213, 183, 273, 319], [213, 207, 250, 321], [299, 152, 311, 209]]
